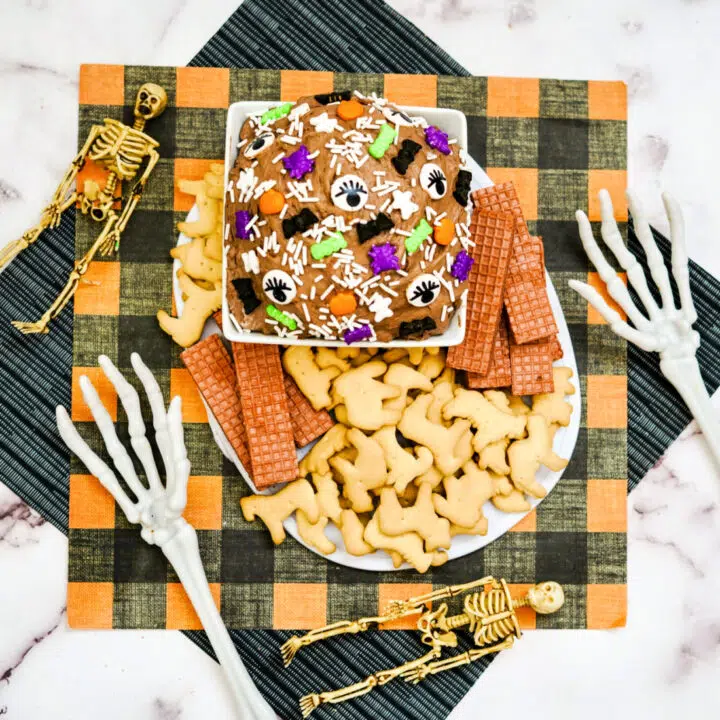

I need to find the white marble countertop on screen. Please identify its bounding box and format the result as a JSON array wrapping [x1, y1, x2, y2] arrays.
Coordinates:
[[1, 0, 720, 718]]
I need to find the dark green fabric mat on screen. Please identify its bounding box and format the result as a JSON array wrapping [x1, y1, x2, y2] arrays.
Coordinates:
[[0, 0, 718, 718]]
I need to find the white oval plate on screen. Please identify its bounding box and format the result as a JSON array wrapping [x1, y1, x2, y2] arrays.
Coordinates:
[[174, 156, 581, 571]]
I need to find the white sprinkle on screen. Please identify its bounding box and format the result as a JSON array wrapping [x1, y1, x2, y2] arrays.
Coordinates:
[[271, 151, 285, 164], [321, 284, 335, 300], [420, 260, 427, 270], [441, 305, 448, 322], [302, 303, 311, 322], [292, 274, 303, 286], [237, 138, 248, 149], [281, 252, 288, 266], [365, 204, 376, 211], [310, 285, 317, 300], [434, 211, 447, 225], [330, 155, 337, 169], [379, 283, 398, 297], [411, 178, 417, 187], [280, 135, 301, 145], [308, 150, 320, 159], [224, 224, 230, 239], [311, 263, 326, 269], [449, 138, 457, 145], [279, 204, 289, 219]]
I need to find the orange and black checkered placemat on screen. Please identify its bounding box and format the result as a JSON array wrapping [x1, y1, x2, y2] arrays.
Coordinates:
[[66, 64, 628, 632]]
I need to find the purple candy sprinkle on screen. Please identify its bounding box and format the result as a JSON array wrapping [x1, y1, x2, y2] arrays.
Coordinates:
[[235, 210, 252, 239], [424, 125, 451, 155], [283, 145, 315, 179], [344, 324, 373, 344], [451, 250, 474, 282], [368, 243, 400, 275]]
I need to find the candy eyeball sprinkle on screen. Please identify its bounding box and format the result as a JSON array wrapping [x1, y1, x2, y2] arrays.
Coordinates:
[[244, 132, 275, 158], [382, 106, 413, 126], [262, 269, 296, 305], [331, 174, 369, 212], [419, 163, 447, 199], [406, 273, 442, 307]]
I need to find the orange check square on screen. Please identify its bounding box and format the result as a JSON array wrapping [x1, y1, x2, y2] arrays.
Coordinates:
[[170, 368, 208, 423], [586, 375, 627, 428], [587, 479, 627, 532], [183, 476, 222, 530], [176, 67, 229, 108], [384, 74, 437, 107], [509, 508, 536, 532], [378, 583, 432, 629], [587, 584, 627, 628], [79, 65, 124, 106], [484, 168, 538, 220], [280, 70, 334, 102], [274, 584, 327, 629], [74, 261, 120, 316], [69, 474, 116, 529], [588, 170, 628, 221], [507, 584, 536, 629], [167, 582, 220, 629], [67, 582, 113, 628], [487, 77, 539, 118], [173, 158, 223, 212], [587, 271, 627, 324], [588, 81, 627, 121], [71, 367, 117, 423]]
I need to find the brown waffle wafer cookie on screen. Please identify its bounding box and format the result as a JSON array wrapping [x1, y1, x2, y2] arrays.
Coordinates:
[[504, 235, 558, 345], [471, 182, 531, 243], [232, 343, 298, 488], [447, 209, 514, 375], [467, 316, 512, 389], [180, 335, 251, 471], [509, 340, 555, 395], [284, 373, 335, 448]]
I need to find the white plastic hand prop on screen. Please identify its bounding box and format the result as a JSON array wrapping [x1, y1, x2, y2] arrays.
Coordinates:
[[56, 353, 275, 720], [570, 190, 720, 467]]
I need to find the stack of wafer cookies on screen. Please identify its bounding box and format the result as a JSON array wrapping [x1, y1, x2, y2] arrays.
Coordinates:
[[181, 330, 335, 489], [448, 182, 560, 394]]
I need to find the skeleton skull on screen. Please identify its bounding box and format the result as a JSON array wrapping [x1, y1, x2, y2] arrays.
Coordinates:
[[134, 83, 167, 120], [527, 581, 564, 615]]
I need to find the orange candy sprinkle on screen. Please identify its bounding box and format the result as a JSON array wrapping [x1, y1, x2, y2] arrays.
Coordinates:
[[433, 216, 455, 246], [259, 189, 285, 215], [337, 99, 364, 121], [329, 291, 357, 316]]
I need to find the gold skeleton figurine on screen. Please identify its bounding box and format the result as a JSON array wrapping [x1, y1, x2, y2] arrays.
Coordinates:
[[282, 577, 564, 717], [1, 83, 167, 334]]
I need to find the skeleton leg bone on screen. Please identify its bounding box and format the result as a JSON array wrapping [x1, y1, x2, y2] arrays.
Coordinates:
[[401, 636, 515, 684], [281, 604, 425, 666], [11, 213, 118, 334], [299, 648, 441, 717]]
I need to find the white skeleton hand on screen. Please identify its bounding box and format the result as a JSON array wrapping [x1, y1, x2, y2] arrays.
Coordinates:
[[569, 190, 698, 359], [571, 190, 720, 470], [56, 352, 190, 546]]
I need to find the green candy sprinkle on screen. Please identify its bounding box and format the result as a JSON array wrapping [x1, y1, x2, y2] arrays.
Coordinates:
[[266, 304, 297, 330], [260, 102, 293, 125], [368, 123, 397, 159], [404, 219, 433, 254], [310, 231, 347, 260]]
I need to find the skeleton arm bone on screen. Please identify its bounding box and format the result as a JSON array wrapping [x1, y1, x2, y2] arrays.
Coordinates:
[[388, 577, 498, 614], [114, 147, 160, 235], [402, 637, 515, 684], [52, 124, 103, 207]]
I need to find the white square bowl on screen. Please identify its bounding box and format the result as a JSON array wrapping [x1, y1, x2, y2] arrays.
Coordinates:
[[221, 100, 469, 347]]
